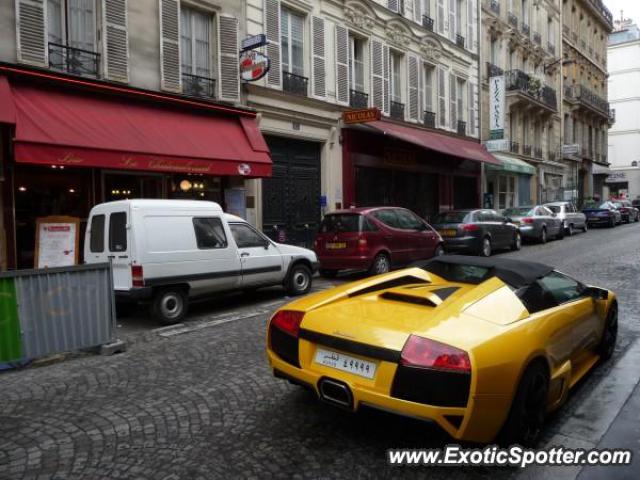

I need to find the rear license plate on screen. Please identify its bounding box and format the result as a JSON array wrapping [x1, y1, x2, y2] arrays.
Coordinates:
[[314, 348, 377, 379], [326, 242, 347, 249], [438, 229, 457, 237]]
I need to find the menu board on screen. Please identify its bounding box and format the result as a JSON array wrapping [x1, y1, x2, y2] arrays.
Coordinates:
[[34, 216, 80, 269]]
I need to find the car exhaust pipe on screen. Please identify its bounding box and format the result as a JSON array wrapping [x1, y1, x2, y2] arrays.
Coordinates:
[[318, 378, 354, 410]]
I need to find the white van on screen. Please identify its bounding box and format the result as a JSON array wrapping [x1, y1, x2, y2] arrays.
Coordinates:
[[84, 200, 318, 324]]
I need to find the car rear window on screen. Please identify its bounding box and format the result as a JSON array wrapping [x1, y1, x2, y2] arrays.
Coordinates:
[[320, 214, 370, 233], [421, 262, 492, 284], [90, 214, 105, 253], [546, 205, 561, 214], [109, 212, 127, 252], [434, 211, 470, 224]]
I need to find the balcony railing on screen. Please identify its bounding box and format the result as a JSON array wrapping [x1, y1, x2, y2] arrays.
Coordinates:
[[533, 31, 542, 45], [182, 73, 216, 98], [489, 0, 500, 15], [390, 101, 405, 120], [574, 84, 609, 115], [487, 62, 504, 78], [547, 42, 555, 55], [283, 71, 309, 96], [422, 15, 434, 31], [510, 141, 520, 154], [423, 111, 436, 129], [523, 144, 532, 156], [48, 42, 99, 78], [350, 90, 369, 109], [508, 12, 518, 28], [456, 34, 465, 49], [457, 120, 467, 136], [585, 0, 613, 29], [505, 69, 557, 110], [533, 147, 543, 159], [521, 23, 530, 35]]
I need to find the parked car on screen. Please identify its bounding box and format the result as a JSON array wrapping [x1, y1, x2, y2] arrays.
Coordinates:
[[314, 207, 444, 277], [503, 205, 564, 243], [431, 209, 521, 257], [544, 201, 588, 235], [583, 201, 622, 228], [611, 200, 639, 223], [84, 200, 318, 325]]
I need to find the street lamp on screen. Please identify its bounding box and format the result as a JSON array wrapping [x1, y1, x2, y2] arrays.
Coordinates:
[[544, 58, 575, 74]]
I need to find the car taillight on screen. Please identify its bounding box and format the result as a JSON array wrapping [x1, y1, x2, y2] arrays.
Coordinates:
[[356, 236, 368, 253], [461, 224, 479, 232], [271, 310, 305, 338], [131, 265, 144, 287], [400, 335, 471, 373], [521, 217, 534, 224]]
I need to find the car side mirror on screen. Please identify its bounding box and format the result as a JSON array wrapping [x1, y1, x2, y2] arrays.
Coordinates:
[[584, 286, 608, 301]]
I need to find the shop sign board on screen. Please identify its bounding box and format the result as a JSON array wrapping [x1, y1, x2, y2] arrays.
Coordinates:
[[34, 216, 80, 269], [241, 34, 267, 52], [240, 50, 270, 82], [489, 76, 505, 140], [484, 139, 511, 152], [343, 108, 381, 124], [606, 172, 627, 184]]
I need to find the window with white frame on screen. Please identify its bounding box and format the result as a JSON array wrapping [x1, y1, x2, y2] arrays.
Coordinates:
[[456, 78, 466, 123], [423, 64, 435, 113], [497, 175, 516, 210], [456, 0, 465, 36], [47, 0, 96, 51], [349, 35, 366, 93], [180, 7, 214, 79], [391, 52, 402, 104], [281, 8, 304, 77]]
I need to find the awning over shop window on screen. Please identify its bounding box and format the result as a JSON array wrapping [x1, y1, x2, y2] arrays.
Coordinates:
[[486, 154, 536, 175], [0, 77, 271, 177], [592, 164, 612, 175], [365, 120, 500, 165]]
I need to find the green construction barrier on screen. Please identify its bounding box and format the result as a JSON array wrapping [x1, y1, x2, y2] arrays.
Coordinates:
[[0, 277, 22, 362]]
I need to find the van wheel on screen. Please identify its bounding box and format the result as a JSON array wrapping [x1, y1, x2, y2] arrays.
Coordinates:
[[286, 264, 312, 296], [152, 288, 188, 325]]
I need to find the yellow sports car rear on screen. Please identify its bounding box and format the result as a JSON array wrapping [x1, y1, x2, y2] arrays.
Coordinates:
[[266, 256, 617, 445]]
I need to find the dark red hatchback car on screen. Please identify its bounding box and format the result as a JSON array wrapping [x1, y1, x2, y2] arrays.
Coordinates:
[[314, 207, 444, 277]]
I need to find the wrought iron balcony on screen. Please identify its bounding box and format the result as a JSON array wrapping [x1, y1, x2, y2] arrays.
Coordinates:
[[508, 12, 518, 28], [456, 34, 465, 49], [422, 15, 434, 31], [457, 120, 467, 136], [523, 144, 532, 156], [489, 0, 500, 15], [423, 111, 436, 129], [521, 23, 530, 35], [510, 141, 520, 154], [585, 0, 613, 29], [283, 71, 309, 96], [350, 90, 369, 109], [390, 101, 405, 120], [487, 62, 504, 78], [182, 73, 216, 98], [573, 84, 609, 116], [547, 42, 555, 55], [505, 69, 557, 111], [48, 42, 99, 78], [533, 31, 541, 45], [533, 147, 543, 159]]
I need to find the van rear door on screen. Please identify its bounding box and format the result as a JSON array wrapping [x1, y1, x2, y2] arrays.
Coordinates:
[[107, 211, 131, 290]]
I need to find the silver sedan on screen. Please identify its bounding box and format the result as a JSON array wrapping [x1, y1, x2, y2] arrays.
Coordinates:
[[544, 201, 588, 235], [502, 205, 564, 243]]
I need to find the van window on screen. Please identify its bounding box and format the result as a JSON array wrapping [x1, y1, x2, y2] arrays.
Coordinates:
[[230, 223, 267, 248], [109, 212, 127, 252], [193, 217, 227, 249], [90, 214, 105, 253]]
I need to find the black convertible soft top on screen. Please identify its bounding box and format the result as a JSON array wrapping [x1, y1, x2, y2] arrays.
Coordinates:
[[413, 255, 554, 288]]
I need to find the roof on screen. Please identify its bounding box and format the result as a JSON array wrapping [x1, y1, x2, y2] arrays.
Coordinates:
[[413, 255, 553, 288], [93, 199, 223, 211]]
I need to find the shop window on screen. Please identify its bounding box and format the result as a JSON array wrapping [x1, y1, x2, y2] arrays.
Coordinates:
[[230, 223, 267, 249], [193, 217, 227, 249], [281, 8, 305, 77], [89, 214, 105, 253], [109, 212, 127, 252]]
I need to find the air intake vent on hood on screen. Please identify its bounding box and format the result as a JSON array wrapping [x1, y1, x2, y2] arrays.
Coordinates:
[[379, 292, 437, 307]]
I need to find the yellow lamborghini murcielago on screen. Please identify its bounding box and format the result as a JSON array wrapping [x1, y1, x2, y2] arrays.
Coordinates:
[[266, 256, 617, 445]]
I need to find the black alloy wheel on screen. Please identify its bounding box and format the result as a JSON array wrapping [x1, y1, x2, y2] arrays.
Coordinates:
[[598, 302, 618, 361]]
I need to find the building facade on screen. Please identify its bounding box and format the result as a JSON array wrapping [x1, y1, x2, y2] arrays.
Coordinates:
[[560, 0, 614, 204], [480, 0, 563, 210], [245, 0, 497, 246], [0, 0, 270, 270], [605, 20, 640, 202]]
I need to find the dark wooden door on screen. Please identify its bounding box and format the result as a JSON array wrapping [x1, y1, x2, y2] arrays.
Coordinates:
[[262, 137, 321, 248]]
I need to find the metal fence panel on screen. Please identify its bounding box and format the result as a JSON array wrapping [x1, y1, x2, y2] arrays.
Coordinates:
[[0, 263, 115, 362], [0, 278, 22, 362]]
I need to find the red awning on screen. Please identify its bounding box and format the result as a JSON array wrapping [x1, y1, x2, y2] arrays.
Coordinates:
[[366, 120, 499, 165], [0, 78, 271, 177]]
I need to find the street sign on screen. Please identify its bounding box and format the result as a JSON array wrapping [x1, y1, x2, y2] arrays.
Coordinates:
[[241, 34, 267, 52], [562, 144, 581, 155], [240, 50, 270, 82], [489, 75, 505, 140], [342, 108, 381, 124]]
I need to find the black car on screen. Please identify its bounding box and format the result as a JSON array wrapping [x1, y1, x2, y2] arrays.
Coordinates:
[[583, 201, 622, 227], [432, 209, 522, 257]]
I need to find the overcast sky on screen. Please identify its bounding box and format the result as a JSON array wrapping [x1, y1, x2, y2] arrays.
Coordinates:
[[605, 0, 639, 26]]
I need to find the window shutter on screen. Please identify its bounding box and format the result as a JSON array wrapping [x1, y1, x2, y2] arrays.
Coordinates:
[[437, 67, 447, 127], [467, 0, 476, 53], [103, 0, 129, 82], [407, 54, 419, 121], [413, 0, 422, 23], [388, 0, 399, 13], [449, 74, 457, 129], [159, 0, 181, 92], [218, 16, 239, 102], [16, 0, 47, 66], [383, 44, 390, 114], [334, 24, 349, 106], [437, 0, 445, 35], [370, 39, 384, 112], [448, 0, 456, 41], [468, 82, 476, 136], [311, 16, 326, 99], [264, 0, 282, 89]]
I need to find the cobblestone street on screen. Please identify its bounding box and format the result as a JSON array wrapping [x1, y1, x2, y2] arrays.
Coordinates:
[[1, 223, 639, 479]]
